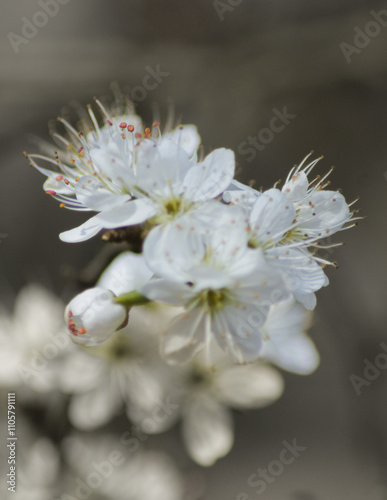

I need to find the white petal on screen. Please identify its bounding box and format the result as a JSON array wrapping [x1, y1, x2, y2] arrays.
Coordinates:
[[98, 252, 153, 295], [160, 309, 207, 365], [267, 247, 328, 308], [44, 176, 74, 196], [124, 363, 179, 433], [183, 148, 235, 202], [95, 198, 157, 228], [143, 221, 205, 281], [223, 188, 258, 206], [165, 125, 201, 157], [141, 279, 194, 306], [262, 333, 320, 374], [292, 291, 316, 310], [214, 364, 284, 408], [59, 349, 105, 394], [282, 171, 308, 202], [260, 298, 319, 372], [263, 298, 311, 334], [297, 191, 351, 236], [249, 188, 296, 245], [68, 375, 121, 430], [135, 139, 191, 197], [59, 215, 103, 242], [75, 175, 130, 211], [212, 307, 264, 363], [182, 392, 233, 466]]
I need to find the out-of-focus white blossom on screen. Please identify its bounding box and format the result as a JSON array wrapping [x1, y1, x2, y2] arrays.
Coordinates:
[[178, 349, 284, 466], [63, 433, 184, 500], [0, 285, 70, 393], [61, 304, 182, 431]]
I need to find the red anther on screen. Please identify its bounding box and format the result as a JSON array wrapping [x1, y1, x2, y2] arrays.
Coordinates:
[[56, 175, 63, 181], [45, 190, 56, 195], [78, 327, 86, 334], [75, 177, 80, 181], [59, 203, 65, 208], [106, 120, 113, 126], [144, 127, 151, 138], [70, 160, 75, 164], [152, 121, 160, 128], [78, 147, 84, 154], [135, 133, 142, 139], [64, 179, 70, 185], [78, 132, 84, 138], [119, 122, 127, 129], [121, 133, 126, 139], [127, 125, 134, 132]]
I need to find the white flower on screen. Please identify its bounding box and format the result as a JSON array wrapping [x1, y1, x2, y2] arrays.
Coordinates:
[[179, 352, 284, 466], [221, 155, 357, 309], [65, 288, 128, 346], [142, 206, 288, 364], [57, 141, 233, 243], [246, 188, 329, 309], [281, 154, 354, 238], [26, 93, 235, 243], [225, 154, 355, 241], [0, 284, 70, 393], [260, 298, 320, 374]]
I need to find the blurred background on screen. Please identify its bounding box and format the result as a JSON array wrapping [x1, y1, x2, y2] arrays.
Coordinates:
[[1, 0, 387, 498]]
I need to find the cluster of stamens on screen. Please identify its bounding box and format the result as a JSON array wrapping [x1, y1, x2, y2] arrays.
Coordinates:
[[67, 310, 86, 337]]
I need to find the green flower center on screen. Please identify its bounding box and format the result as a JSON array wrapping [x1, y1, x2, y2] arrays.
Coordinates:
[[188, 287, 232, 315], [163, 197, 183, 215]]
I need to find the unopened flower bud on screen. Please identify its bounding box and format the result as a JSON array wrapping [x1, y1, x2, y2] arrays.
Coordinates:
[[65, 288, 127, 346]]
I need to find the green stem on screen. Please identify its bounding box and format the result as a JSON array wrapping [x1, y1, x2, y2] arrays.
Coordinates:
[[114, 291, 151, 308]]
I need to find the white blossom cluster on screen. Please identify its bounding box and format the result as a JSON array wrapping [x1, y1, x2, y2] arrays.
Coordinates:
[[26, 93, 356, 366], [0, 283, 317, 468]]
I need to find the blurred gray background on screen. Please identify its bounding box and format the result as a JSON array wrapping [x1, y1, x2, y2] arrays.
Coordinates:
[[1, 0, 387, 498]]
